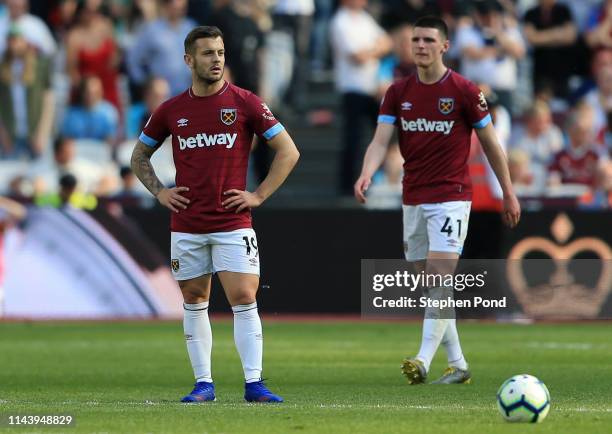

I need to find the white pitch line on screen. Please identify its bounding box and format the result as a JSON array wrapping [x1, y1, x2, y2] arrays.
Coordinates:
[[3, 401, 611, 413], [525, 342, 608, 350]]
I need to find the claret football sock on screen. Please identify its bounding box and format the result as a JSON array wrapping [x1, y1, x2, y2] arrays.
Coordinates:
[[441, 318, 468, 370], [232, 302, 263, 383], [183, 301, 213, 383]]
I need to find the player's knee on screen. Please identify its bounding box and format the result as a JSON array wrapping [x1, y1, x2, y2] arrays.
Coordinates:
[[182, 292, 209, 304], [230, 291, 257, 306], [179, 284, 209, 304]]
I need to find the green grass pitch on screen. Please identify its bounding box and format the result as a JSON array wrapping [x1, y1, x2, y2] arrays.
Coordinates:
[[0, 320, 610, 433]]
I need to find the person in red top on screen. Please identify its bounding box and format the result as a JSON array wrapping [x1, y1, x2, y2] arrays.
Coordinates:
[[355, 16, 520, 385], [65, 1, 121, 114], [131, 26, 299, 403], [548, 109, 600, 187]]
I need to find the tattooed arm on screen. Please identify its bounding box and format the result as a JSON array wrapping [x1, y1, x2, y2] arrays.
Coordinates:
[[130, 140, 190, 213]]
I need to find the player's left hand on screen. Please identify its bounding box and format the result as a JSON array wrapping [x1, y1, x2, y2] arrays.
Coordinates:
[[502, 193, 521, 228], [222, 189, 264, 213]]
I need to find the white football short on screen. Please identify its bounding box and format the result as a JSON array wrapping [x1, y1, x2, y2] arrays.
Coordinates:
[[170, 228, 260, 280], [402, 201, 471, 261]]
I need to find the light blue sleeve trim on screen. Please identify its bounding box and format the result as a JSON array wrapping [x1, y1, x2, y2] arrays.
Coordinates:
[[378, 115, 397, 124], [263, 123, 285, 140], [473, 114, 492, 129], [139, 132, 158, 147]]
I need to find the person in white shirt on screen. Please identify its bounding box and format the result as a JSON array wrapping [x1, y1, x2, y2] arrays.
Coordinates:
[[513, 99, 564, 190], [29, 136, 118, 197], [330, 0, 391, 195], [582, 52, 612, 136], [455, 0, 524, 112], [0, 0, 57, 57], [272, 0, 315, 112]]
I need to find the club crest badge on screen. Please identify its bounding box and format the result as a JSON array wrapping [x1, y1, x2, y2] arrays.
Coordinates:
[[438, 98, 454, 115], [220, 108, 237, 125], [171, 259, 180, 272]]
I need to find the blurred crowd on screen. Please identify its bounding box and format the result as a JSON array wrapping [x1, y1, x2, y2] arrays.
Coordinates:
[[0, 0, 611, 210]]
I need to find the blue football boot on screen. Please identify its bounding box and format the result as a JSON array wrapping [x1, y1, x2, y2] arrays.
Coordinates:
[[244, 380, 284, 403], [181, 381, 216, 402]]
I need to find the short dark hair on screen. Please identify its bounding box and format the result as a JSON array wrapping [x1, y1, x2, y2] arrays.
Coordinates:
[[119, 166, 133, 178], [53, 136, 72, 154], [59, 173, 77, 189], [413, 16, 448, 40], [474, 0, 502, 15], [184, 26, 223, 54]]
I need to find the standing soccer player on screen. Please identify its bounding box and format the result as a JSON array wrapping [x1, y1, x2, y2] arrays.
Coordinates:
[[354, 16, 520, 384], [131, 26, 299, 402]]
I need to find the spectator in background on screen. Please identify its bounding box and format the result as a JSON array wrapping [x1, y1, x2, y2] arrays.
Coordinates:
[[29, 135, 118, 196], [271, 0, 314, 113], [0, 0, 57, 56], [598, 79, 612, 157], [310, 0, 333, 77], [127, 0, 196, 98], [485, 86, 511, 150], [579, 161, 612, 209], [139, 77, 170, 132], [582, 57, 612, 137], [250, 0, 273, 31], [585, 0, 612, 50], [210, 0, 265, 93], [35, 173, 98, 209], [65, 0, 121, 115], [548, 107, 600, 187], [513, 100, 563, 189], [523, 0, 578, 100], [187, 0, 212, 25], [330, 0, 392, 195], [455, 0, 525, 112], [114, 165, 144, 200], [0, 24, 54, 159], [508, 149, 535, 190], [61, 75, 119, 144], [47, 0, 79, 41], [128, 0, 161, 31], [377, 23, 415, 99], [380, 0, 440, 32]]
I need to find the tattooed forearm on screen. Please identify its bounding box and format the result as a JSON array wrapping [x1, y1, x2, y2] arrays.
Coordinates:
[[130, 141, 165, 196]]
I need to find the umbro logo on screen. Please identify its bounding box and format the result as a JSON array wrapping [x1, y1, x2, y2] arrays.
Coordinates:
[[401, 101, 412, 111], [177, 118, 189, 127]]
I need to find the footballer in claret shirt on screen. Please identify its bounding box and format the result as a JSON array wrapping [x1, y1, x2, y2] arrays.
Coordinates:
[[131, 26, 299, 404], [354, 16, 520, 386]]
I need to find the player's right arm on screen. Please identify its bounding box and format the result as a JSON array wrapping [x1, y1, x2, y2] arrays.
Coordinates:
[[354, 122, 395, 203], [130, 140, 189, 213]]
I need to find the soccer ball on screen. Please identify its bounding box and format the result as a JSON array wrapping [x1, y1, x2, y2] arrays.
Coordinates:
[[496, 374, 550, 423]]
